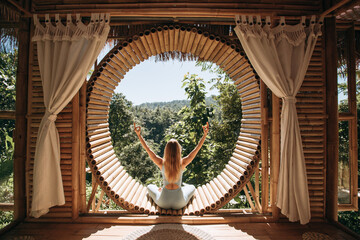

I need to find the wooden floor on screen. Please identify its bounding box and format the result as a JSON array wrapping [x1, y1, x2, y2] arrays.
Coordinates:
[[1, 222, 357, 240]]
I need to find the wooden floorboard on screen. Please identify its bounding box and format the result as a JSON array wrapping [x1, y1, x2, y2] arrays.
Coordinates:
[[1, 222, 357, 239]]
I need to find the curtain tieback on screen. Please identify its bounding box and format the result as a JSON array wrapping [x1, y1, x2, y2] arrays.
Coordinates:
[[45, 111, 58, 122], [282, 96, 296, 103]]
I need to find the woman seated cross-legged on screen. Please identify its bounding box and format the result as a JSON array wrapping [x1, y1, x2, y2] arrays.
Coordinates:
[[134, 122, 209, 210]]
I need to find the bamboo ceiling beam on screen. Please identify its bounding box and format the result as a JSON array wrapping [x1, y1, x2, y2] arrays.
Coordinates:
[[5, 0, 32, 17], [30, 8, 320, 19], [320, 0, 353, 17]]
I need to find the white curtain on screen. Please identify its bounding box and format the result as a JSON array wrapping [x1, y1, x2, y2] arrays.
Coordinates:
[[234, 15, 322, 224], [31, 13, 110, 218]]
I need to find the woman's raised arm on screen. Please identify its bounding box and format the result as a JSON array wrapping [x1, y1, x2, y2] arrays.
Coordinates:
[[182, 122, 209, 168], [134, 123, 163, 168]]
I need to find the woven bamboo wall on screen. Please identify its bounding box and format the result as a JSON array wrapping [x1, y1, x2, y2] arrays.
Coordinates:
[[26, 26, 327, 221], [299, 36, 326, 219], [27, 43, 74, 219]]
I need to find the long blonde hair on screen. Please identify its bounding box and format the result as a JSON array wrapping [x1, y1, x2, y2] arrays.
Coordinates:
[[163, 139, 182, 184]]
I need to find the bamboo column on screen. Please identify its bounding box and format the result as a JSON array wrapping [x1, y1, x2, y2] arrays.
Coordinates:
[[325, 17, 339, 221], [260, 80, 269, 212], [79, 82, 87, 214], [271, 93, 280, 220], [14, 17, 30, 221], [347, 25, 358, 210], [71, 90, 80, 219]]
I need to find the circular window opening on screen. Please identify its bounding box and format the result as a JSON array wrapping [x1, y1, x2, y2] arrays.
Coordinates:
[[86, 25, 261, 214]]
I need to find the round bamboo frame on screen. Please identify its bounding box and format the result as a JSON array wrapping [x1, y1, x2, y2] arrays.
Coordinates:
[[86, 24, 261, 215]]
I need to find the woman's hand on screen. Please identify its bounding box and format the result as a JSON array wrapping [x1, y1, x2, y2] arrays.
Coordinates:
[[202, 122, 209, 135], [134, 122, 141, 136]]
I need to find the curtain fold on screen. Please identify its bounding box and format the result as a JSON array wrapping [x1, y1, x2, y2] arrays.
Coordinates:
[[234, 15, 322, 224], [30, 13, 110, 218]]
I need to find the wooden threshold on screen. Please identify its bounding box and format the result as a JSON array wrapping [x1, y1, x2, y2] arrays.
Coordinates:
[[2, 222, 358, 240], [23, 212, 330, 225]]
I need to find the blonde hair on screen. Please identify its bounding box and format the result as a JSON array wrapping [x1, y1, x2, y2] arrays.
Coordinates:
[[163, 139, 182, 184]]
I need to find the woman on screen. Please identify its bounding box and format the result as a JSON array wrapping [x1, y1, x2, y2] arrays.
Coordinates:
[[134, 122, 209, 210]]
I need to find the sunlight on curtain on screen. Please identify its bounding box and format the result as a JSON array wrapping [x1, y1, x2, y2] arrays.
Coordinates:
[[30, 13, 110, 218], [234, 15, 322, 224]]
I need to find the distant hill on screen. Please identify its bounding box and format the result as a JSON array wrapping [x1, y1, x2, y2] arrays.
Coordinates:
[[137, 96, 217, 111]]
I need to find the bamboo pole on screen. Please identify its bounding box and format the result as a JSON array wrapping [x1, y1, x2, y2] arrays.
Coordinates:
[[118, 47, 136, 67], [325, 17, 339, 221], [181, 27, 192, 53], [201, 185, 216, 209], [14, 17, 29, 220], [105, 168, 125, 190], [205, 183, 220, 206], [197, 186, 211, 211], [204, 36, 220, 60], [95, 190, 105, 212], [79, 82, 87, 213], [174, 25, 180, 51], [247, 182, 262, 213], [89, 145, 113, 161], [194, 190, 205, 214], [271, 93, 280, 220], [115, 176, 133, 199], [169, 25, 175, 51], [134, 187, 147, 210], [190, 29, 203, 54], [87, 181, 98, 213], [71, 90, 80, 219], [177, 26, 186, 52], [138, 32, 152, 56], [243, 185, 256, 211], [129, 185, 144, 209], [213, 177, 229, 198], [122, 180, 138, 204], [156, 26, 165, 53], [195, 32, 209, 56], [186, 27, 197, 53], [144, 29, 157, 56], [260, 80, 269, 213], [208, 38, 225, 62], [96, 157, 118, 176], [132, 35, 149, 59], [150, 28, 161, 54], [163, 25, 170, 52], [122, 41, 140, 64], [111, 172, 129, 195], [110, 53, 129, 72], [199, 34, 214, 59], [209, 180, 225, 202], [128, 38, 144, 61], [347, 25, 358, 210]]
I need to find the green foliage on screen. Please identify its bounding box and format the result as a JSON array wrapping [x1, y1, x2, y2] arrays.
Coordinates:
[[0, 211, 13, 229], [0, 121, 14, 183], [338, 211, 360, 235], [0, 50, 17, 111], [165, 73, 213, 185], [85, 181, 123, 211]]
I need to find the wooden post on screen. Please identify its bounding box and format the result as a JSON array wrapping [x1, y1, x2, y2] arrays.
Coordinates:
[[260, 80, 269, 213], [79, 82, 87, 213], [347, 25, 358, 210], [14, 17, 30, 221], [72, 89, 80, 220], [271, 93, 280, 220], [325, 17, 339, 222]]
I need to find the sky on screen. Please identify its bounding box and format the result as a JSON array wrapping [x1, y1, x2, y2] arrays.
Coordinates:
[[114, 59, 219, 105], [96, 42, 219, 106]]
